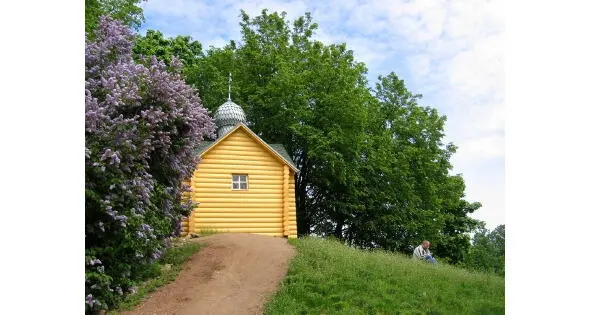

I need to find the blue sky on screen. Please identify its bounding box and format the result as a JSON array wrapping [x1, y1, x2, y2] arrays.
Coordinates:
[[140, 0, 504, 230]]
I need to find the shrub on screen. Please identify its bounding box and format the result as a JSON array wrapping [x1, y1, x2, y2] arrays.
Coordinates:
[[85, 16, 215, 312]]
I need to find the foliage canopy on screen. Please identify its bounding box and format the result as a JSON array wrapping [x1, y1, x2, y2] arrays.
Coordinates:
[[86, 0, 146, 35]]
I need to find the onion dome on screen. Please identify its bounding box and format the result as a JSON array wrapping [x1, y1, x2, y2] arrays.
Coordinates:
[[213, 98, 247, 138]]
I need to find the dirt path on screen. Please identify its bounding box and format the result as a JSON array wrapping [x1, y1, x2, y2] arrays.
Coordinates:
[[121, 233, 295, 315]]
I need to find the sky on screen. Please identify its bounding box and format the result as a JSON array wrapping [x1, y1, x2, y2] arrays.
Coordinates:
[[139, 0, 505, 230]]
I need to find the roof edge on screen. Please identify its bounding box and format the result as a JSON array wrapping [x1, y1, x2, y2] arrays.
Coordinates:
[[200, 124, 299, 173]]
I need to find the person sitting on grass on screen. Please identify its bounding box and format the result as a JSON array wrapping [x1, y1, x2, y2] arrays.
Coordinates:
[[413, 240, 437, 264]]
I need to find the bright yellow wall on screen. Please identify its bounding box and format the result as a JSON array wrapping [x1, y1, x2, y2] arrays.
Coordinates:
[[288, 171, 297, 238], [184, 128, 297, 238]]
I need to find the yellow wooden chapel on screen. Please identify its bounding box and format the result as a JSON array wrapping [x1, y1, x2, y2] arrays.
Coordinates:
[[180, 95, 298, 238]]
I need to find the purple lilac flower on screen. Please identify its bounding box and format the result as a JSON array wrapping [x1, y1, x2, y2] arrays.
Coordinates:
[[98, 266, 104, 273], [86, 16, 216, 295], [111, 152, 121, 165], [105, 204, 117, 218], [140, 223, 154, 236], [151, 248, 162, 261], [86, 294, 95, 308]]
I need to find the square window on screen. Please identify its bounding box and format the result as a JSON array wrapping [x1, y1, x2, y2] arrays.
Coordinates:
[[232, 174, 248, 190]]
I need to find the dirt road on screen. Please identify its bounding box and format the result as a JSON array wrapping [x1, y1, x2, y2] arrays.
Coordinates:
[[121, 233, 295, 315]]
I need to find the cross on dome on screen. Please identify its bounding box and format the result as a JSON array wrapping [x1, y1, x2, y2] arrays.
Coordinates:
[[213, 73, 246, 138]]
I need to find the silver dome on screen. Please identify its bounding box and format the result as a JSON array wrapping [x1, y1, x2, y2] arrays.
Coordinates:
[[213, 99, 247, 138]]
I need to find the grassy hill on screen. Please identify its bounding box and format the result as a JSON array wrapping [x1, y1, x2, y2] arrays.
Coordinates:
[[264, 237, 504, 314]]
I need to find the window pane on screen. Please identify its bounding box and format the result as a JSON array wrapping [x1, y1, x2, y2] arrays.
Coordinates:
[[240, 175, 247, 182], [232, 175, 239, 182], [240, 183, 247, 190], [233, 183, 239, 189]]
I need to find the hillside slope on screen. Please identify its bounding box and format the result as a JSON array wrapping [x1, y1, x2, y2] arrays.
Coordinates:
[[265, 237, 504, 314]]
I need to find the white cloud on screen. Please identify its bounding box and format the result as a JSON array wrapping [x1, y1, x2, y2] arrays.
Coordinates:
[[406, 54, 432, 81], [141, 0, 505, 229], [141, 0, 211, 19], [462, 169, 505, 228], [204, 36, 228, 49], [458, 134, 505, 161], [446, 34, 504, 101]]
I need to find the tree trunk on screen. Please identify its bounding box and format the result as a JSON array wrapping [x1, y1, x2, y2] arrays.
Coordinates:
[[334, 218, 343, 240], [295, 151, 310, 235]]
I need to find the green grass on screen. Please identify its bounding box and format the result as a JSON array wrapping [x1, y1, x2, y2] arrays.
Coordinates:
[[109, 241, 202, 313], [265, 237, 504, 315], [198, 227, 219, 237]]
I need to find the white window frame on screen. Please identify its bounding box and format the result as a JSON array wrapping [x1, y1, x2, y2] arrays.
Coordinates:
[[232, 174, 248, 190]]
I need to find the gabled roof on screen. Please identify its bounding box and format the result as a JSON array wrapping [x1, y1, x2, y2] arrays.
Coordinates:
[[195, 141, 214, 156], [195, 124, 299, 172]]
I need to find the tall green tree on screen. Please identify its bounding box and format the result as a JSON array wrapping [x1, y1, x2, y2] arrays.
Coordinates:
[[348, 72, 482, 262], [186, 45, 237, 112], [463, 224, 505, 275], [86, 0, 146, 35], [133, 30, 204, 67]]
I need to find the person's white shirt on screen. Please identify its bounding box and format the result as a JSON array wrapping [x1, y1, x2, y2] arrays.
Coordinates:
[[413, 244, 431, 260]]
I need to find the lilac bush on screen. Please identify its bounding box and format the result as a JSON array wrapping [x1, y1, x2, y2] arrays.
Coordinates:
[[85, 16, 215, 312]]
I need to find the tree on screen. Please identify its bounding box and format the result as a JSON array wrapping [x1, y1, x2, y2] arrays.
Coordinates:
[[133, 30, 204, 68], [338, 72, 481, 264], [463, 224, 505, 276], [86, 0, 146, 35], [85, 16, 215, 312]]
